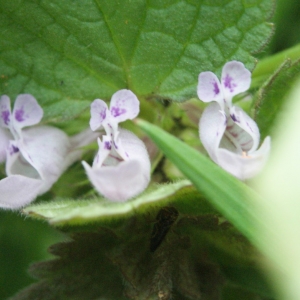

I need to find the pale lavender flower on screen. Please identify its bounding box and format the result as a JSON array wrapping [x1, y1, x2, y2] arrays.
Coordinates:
[[0, 94, 97, 209], [82, 89, 151, 201], [197, 61, 271, 179]]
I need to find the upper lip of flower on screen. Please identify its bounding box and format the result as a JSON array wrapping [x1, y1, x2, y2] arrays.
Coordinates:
[[197, 60, 252, 110], [0, 94, 43, 140], [89, 89, 140, 142]]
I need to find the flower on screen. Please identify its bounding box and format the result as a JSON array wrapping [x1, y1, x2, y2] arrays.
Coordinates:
[[0, 94, 98, 209], [197, 61, 271, 180], [82, 89, 151, 202], [0, 94, 43, 162], [89, 89, 140, 142]]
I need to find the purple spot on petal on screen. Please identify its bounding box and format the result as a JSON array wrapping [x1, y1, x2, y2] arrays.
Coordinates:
[[15, 108, 25, 122], [104, 141, 111, 150], [100, 109, 106, 120], [113, 141, 118, 149], [223, 74, 237, 93], [125, 152, 129, 157], [213, 81, 220, 95], [111, 106, 126, 117], [9, 145, 19, 155], [1, 110, 10, 125], [231, 114, 239, 123]]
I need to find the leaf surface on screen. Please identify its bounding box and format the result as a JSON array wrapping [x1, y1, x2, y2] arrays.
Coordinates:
[[23, 180, 216, 226], [0, 0, 274, 122], [253, 59, 300, 139]]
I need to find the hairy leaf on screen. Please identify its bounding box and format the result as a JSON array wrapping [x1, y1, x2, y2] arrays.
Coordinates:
[[0, 0, 274, 122], [13, 207, 273, 299], [253, 58, 300, 139], [23, 180, 216, 226]]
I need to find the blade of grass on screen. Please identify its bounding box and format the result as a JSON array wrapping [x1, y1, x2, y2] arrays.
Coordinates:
[[136, 119, 263, 245]]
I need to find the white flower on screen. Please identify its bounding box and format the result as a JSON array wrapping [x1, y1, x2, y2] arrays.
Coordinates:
[[0, 94, 98, 209], [82, 89, 151, 202], [197, 61, 271, 180]]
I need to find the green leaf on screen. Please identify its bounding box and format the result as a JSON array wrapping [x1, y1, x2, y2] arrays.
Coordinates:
[[136, 119, 264, 246], [253, 58, 300, 140], [222, 266, 274, 297], [23, 180, 216, 226], [0, 211, 62, 300], [252, 43, 300, 87], [15, 204, 272, 299], [9, 231, 128, 300], [0, 0, 274, 120]]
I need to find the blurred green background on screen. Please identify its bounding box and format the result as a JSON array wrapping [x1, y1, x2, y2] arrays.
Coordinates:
[[0, 211, 64, 299], [1, 0, 300, 298]]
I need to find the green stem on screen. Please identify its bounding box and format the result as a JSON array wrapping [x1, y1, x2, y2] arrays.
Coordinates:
[[252, 44, 300, 87]]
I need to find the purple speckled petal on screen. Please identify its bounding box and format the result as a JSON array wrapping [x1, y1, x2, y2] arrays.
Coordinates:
[[90, 99, 109, 131], [12, 94, 43, 131], [221, 61, 251, 101], [92, 136, 112, 168], [199, 102, 227, 164], [0, 95, 12, 128], [110, 89, 139, 123], [197, 72, 223, 104], [0, 175, 43, 209]]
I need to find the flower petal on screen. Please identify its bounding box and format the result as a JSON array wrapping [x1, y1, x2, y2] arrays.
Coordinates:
[[0, 175, 43, 209], [110, 89, 140, 122], [197, 72, 223, 104], [228, 106, 260, 153], [12, 94, 43, 132], [82, 128, 150, 201], [199, 102, 227, 163], [0, 95, 11, 128], [0, 127, 12, 163], [114, 129, 151, 172], [90, 99, 109, 131], [67, 128, 101, 165], [221, 61, 251, 100], [93, 136, 113, 167], [216, 136, 271, 180], [8, 126, 71, 194], [6, 140, 40, 179], [83, 159, 149, 202]]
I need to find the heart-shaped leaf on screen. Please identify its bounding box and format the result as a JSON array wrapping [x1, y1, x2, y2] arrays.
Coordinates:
[[0, 0, 274, 122]]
